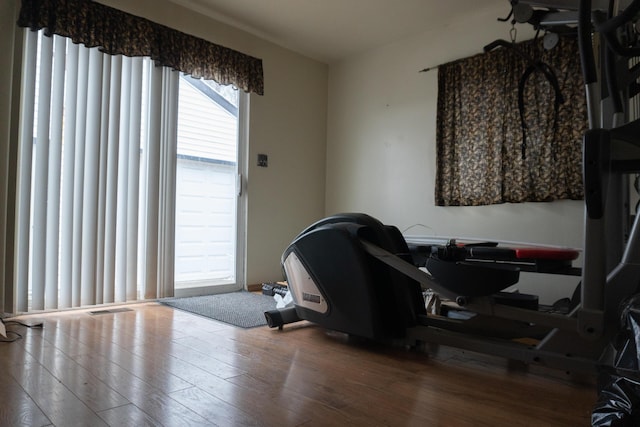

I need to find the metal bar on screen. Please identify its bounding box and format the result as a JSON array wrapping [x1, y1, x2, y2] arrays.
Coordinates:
[[361, 239, 580, 331], [359, 239, 455, 298], [517, 0, 609, 10], [406, 325, 597, 374], [461, 299, 579, 331], [538, 11, 580, 25]]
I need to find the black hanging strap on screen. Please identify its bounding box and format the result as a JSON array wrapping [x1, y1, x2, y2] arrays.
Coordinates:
[[517, 61, 565, 159]]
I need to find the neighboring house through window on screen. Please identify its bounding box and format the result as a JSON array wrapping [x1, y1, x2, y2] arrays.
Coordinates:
[[174, 75, 241, 289]]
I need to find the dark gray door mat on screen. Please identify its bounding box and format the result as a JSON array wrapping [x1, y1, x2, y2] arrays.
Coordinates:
[[160, 291, 278, 328]]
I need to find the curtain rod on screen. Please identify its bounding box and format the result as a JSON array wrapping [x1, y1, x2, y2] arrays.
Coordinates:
[[419, 37, 540, 73]]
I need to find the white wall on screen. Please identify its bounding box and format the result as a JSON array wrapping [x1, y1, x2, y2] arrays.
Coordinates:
[[0, 0, 19, 312], [326, 2, 584, 303]]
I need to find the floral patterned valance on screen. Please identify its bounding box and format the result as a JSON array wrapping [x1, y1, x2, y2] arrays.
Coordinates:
[[17, 0, 264, 95]]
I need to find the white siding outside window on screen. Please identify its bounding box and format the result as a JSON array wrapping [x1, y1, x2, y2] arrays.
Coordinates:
[[174, 77, 239, 286]]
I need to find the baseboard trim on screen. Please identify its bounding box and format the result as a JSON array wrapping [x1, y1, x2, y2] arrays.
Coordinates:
[[246, 283, 263, 292]]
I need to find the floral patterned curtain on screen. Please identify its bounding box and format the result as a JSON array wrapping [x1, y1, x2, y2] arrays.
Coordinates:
[[435, 36, 587, 206], [17, 0, 264, 95]]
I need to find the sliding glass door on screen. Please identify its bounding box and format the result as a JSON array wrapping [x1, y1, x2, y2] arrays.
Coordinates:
[[173, 76, 247, 297], [14, 29, 248, 312]]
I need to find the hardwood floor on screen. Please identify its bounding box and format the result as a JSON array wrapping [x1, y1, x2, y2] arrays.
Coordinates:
[[0, 302, 596, 426]]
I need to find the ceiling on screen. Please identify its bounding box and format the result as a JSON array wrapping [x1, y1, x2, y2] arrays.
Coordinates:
[[168, 0, 508, 63]]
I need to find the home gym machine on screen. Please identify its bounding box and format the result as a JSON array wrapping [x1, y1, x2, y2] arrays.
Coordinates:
[[265, 0, 640, 378]]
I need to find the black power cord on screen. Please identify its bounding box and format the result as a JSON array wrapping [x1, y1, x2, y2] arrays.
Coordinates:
[[0, 318, 44, 343]]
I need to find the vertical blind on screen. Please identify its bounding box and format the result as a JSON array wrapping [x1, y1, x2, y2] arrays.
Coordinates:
[[16, 29, 177, 311]]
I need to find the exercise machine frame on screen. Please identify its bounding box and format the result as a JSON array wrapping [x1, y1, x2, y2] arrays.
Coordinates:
[[265, 0, 640, 375]]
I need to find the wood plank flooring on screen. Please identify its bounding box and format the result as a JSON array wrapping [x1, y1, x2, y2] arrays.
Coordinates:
[[0, 302, 597, 426]]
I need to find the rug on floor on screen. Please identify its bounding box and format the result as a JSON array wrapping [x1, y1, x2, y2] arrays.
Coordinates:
[[160, 291, 278, 328]]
